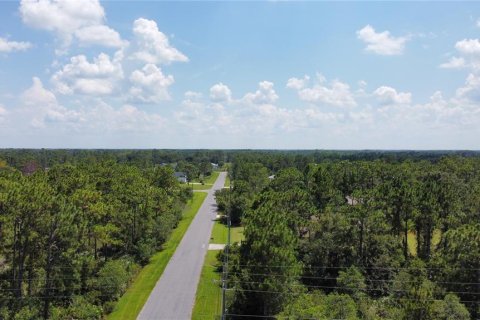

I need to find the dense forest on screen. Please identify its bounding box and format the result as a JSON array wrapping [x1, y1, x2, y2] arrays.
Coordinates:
[[0, 158, 195, 319], [1, 149, 479, 319], [216, 155, 480, 319]]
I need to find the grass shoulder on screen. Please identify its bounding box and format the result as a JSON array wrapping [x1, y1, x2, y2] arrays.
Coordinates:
[[191, 250, 223, 319], [107, 192, 207, 320]]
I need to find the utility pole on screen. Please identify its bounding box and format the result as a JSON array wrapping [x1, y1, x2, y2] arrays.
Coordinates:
[[221, 175, 232, 320]]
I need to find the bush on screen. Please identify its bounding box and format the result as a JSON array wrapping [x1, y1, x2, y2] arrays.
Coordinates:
[[51, 296, 102, 320], [95, 258, 136, 302]]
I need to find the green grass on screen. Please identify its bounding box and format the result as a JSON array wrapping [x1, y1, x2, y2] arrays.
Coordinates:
[[224, 175, 231, 188], [187, 171, 221, 191], [210, 220, 244, 244], [204, 171, 220, 184], [191, 184, 212, 191], [407, 229, 442, 256], [191, 251, 223, 320], [107, 192, 208, 320]]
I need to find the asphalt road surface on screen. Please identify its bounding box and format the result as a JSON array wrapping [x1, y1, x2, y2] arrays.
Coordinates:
[[137, 172, 227, 320]]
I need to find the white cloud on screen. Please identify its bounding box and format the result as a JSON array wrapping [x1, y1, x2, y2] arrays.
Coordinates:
[[128, 64, 174, 103], [0, 104, 7, 122], [81, 102, 164, 132], [440, 39, 480, 71], [19, 0, 125, 51], [286, 75, 310, 90], [22, 77, 58, 106], [75, 25, 127, 48], [132, 18, 188, 64], [440, 56, 466, 69], [356, 25, 408, 56], [243, 81, 278, 105], [210, 83, 232, 102], [455, 39, 480, 55], [21, 77, 81, 128], [455, 73, 480, 103], [373, 86, 412, 105], [16, 77, 164, 133], [0, 37, 32, 53], [184, 91, 202, 100], [51, 52, 124, 96], [288, 74, 357, 108]]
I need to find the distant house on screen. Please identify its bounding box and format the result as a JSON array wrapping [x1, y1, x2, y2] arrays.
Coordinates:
[[268, 175, 275, 180], [174, 172, 188, 183], [346, 195, 359, 206], [211, 163, 219, 170]]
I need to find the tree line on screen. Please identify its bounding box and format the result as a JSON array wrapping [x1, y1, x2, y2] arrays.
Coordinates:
[[0, 160, 191, 319], [220, 156, 480, 319]]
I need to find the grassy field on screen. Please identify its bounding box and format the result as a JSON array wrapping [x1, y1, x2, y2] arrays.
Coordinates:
[[191, 250, 223, 320], [107, 192, 208, 320], [407, 229, 442, 256]]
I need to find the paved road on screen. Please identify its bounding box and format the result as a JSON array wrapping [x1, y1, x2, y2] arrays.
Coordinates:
[[137, 172, 227, 320]]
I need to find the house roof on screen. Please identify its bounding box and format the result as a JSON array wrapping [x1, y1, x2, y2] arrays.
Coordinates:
[[174, 172, 187, 178]]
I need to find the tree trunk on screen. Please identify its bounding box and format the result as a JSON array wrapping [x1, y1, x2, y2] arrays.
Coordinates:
[[404, 215, 409, 261]]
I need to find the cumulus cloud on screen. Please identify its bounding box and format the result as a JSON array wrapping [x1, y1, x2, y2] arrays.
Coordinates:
[[21, 77, 81, 128], [132, 18, 188, 64], [286, 75, 310, 90], [243, 81, 279, 105], [16, 77, 164, 133], [455, 73, 480, 103], [74, 25, 127, 48], [81, 102, 164, 132], [440, 56, 466, 69], [19, 0, 125, 50], [0, 104, 7, 122], [356, 25, 408, 55], [210, 83, 232, 102], [455, 39, 480, 55], [176, 81, 346, 138], [0, 37, 32, 53], [128, 64, 174, 103], [440, 38, 480, 71], [287, 74, 357, 108], [373, 86, 412, 105], [51, 52, 124, 96]]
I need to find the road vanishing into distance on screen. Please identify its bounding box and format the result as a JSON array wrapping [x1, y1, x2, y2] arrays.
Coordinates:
[[137, 172, 227, 320]]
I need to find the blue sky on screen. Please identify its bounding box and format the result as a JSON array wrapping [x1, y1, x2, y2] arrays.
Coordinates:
[[1, 1, 480, 149]]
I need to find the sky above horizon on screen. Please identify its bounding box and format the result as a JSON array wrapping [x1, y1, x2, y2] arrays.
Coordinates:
[[1, 1, 480, 149]]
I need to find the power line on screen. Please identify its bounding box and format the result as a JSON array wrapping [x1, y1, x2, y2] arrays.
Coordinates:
[[225, 272, 480, 286], [221, 279, 480, 296], [229, 264, 480, 271], [225, 288, 480, 305]]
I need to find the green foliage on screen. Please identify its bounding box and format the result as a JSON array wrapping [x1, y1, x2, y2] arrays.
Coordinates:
[[231, 192, 303, 316], [278, 291, 358, 320], [228, 155, 479, 318], [0, 159, 190, 318], [431, 294, 470, 320], [337, 266, 366, 299], [51, 296, 102, 320], [95, 259, 136, 302]]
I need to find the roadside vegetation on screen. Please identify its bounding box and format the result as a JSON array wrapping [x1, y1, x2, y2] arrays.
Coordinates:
[[1, 149, 479, 319], [108, 192, 207, 319], [0, 150, 225, 320], [221, 156, 479, 319]]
